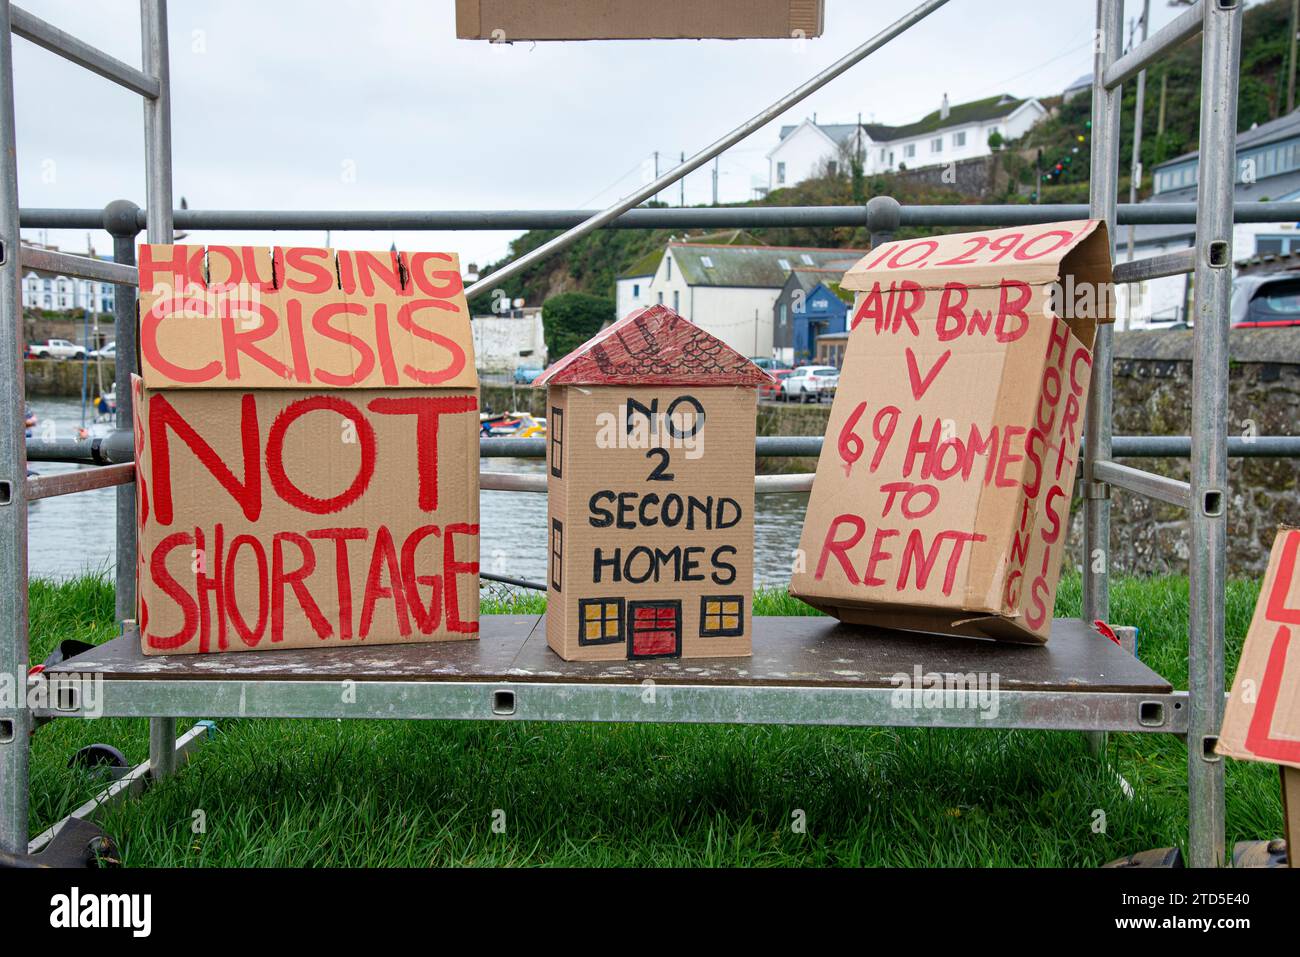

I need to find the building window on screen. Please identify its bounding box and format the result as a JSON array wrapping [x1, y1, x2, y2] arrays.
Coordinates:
[[550, 407, 563, 478], [665, 256, 672, 280], [578, 597, 624, 647], [880, 148, 887, 162], [632, 283, 640, 297], [627, 600, 682, 659], [657, 291, 664, 305], [1256, 236, 1298, 256], [701, 256, 714, 268], [904, 144, 916, 159], [673, 290, 680, 312], [550, 519, 563, 592], [779, 303, 787, 327], [953, 131, 966, 147], [930, 137, 943, 153], [777, 161, 786, 184], [827, 160, 838, 176], [700, 595, 744, 637], [778, 258, 791, 270]]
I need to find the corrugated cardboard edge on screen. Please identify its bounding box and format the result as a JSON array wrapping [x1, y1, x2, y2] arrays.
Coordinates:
[[788, 0, 823, 35], [455, 0, 823, 40]]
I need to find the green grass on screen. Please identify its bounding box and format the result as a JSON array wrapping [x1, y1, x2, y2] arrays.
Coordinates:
[[25, 574, 1283, 866]]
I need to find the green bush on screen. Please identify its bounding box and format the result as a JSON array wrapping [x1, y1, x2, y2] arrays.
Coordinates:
[[542, 291, 615, 360]]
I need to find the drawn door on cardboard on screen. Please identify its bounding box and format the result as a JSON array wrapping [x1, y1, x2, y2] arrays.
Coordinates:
[[628, 600, 682, 659]]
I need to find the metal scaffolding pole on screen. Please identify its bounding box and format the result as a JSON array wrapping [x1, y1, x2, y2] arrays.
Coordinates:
[[140, 0, 178, 781], [1083, 0, 1125, 760], [1187, 0, 1242, 870], [104, 201, 140, 629], [0, 0, 30, 856]]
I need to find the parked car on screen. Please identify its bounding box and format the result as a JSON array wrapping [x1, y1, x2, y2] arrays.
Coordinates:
[[513, 365, 544, 384], [760, 368, 793, 401], [90, 341, 116, 360], [1232, 273, 1300, 328], [782, 365, 839, 403], [749, 356, 792, 372], [28, 338, 86, 360]]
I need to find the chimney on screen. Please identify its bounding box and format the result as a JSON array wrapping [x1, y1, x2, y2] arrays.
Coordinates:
[[940, 93, 950, 120]]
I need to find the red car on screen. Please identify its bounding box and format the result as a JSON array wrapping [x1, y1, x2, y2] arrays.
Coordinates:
[[760, 368, 793, 400]]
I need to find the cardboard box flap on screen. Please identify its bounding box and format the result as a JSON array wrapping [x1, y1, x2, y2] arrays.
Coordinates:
[[137, 244, 477, 391], [842, 221, 1112, 302]]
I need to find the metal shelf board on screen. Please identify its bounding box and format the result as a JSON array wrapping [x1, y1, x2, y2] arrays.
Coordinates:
[[38, 615, 1183, 733]]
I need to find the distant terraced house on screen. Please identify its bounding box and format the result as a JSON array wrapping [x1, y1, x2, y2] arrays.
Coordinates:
[[766, 92, 1046, 191], [617, 236, 865, 362]]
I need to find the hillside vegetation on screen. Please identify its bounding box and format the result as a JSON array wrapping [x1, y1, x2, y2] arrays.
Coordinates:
[[471, 0, 1296, 314]]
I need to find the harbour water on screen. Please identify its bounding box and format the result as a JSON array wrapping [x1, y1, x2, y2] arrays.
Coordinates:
[[26, 397, 812, 589]]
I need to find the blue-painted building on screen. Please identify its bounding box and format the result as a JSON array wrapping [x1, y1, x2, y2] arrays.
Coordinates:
[[772, 269, 851, 365]]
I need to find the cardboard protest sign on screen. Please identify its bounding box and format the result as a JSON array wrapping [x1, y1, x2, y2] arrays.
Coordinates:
[[1218, 528, 1300, 770], [535, 305, 771, 661], [789, 221, 1113, 643], [134, 244, 481, 655], [455, 0, 824, 40]]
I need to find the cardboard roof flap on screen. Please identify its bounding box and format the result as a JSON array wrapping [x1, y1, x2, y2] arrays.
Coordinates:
[[534, 304, 774, 388], [136, 244, 477, 391]]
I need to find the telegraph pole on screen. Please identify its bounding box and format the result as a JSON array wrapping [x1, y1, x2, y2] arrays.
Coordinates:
[[712, 156, 719, 205], [1290, 0, 1298, 113], [680, 151, 686, 206]]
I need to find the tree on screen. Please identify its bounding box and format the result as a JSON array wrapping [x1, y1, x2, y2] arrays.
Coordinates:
[[542, 292, 615, 360]]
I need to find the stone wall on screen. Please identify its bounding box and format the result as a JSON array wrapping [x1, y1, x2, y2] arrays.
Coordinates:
[[890, 154, 1008, 200], [24, 358, 115, 398], [1070, 327, 1300, 578]]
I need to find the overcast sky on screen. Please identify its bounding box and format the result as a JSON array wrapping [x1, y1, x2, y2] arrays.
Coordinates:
[[13, 0, 1191, 274]]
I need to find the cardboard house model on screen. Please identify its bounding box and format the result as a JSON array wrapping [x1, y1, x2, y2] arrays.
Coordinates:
[[134, 243, 482, 655], [534, 305, 771, 661]]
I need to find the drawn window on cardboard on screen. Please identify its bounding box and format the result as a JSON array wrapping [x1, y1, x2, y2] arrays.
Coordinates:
[[700, 595, 744, 637], [579, 597, 624, 647], [550, 407, 564, 478], [550, 519, 563, 592], [628, 600, 682, 659]]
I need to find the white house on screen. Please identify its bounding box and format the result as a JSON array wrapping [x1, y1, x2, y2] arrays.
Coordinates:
[[637, 240, 866, 359], [614, 229, 762, 320], [1115, 109, 1300, 328], [767, 93, 1047, 191], [20, 241, 116, 315]]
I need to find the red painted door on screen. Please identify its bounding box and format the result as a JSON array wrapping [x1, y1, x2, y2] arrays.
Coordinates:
[[627, 600, 682, 659]]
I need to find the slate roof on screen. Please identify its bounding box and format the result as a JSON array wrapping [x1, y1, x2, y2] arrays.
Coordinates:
[[535, 304, 773, 387], [783, 268, 856, 303], [1155, 109, 1300, 170], [668, 243, 866, 288], [617, 229, 763, 280], [778, 94, 1030, 146], [1131, 167, 1300, 247]]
